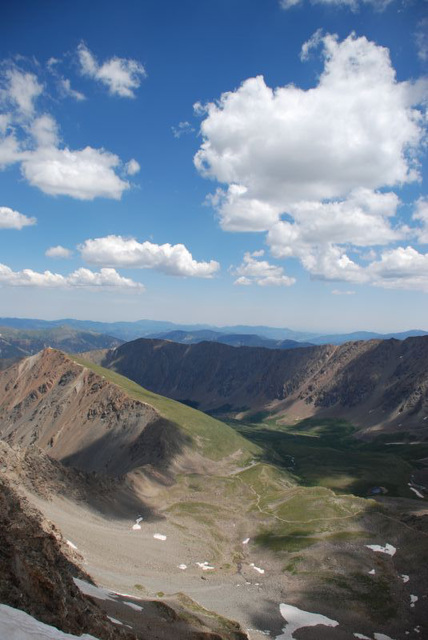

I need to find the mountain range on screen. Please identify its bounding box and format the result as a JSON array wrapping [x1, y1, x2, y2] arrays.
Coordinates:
[[0, 325, 123, 360], [85, 335, 428, 435], [1, 335, 427, 639], [0, 316, 426, 345]]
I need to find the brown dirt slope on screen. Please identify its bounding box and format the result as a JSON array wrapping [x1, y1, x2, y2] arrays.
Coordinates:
[[0, 348, 190, 476]]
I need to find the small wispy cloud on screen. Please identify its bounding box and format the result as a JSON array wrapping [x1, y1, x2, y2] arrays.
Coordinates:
[[77, 42, 146, 98], [45, 245, 72, 259], [0, 206, 36, 229], [331, 289, 356, 295], [172, 121, 195, 139]]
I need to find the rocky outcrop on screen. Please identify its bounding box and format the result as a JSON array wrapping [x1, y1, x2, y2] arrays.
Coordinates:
[[0, 475, 134, 640]]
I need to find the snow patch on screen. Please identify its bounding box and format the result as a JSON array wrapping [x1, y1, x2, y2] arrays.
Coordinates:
[[410, 595, 418, 608], [0, 604, 99, 639], [368, 569, 376, 575], [374, 634, 396, 640], [401, 574, 410, 583], [408, 485, 424, 499], [365, 543, 396, 556], [124, 602, 143, 612], [354, 634, 371, 639], [178, 564, 187, 570], [66, 540, 78, 550], [250, 562, 265, 574], [196, 561, 215, 571], [153, 533, 167, 541], [242, 538, 250, 544], [132, 516, 143, 530], [276, 603, 339, 639], [73, 578, 115, 602], [107, 617, 122, 625]]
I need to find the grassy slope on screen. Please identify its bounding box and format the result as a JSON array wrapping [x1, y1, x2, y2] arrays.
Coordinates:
[[71, 354, 258, 462], [231, 417, 428, 499], [72, 356, 370, 551]]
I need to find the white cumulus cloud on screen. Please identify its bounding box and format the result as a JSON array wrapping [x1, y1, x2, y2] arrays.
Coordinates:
[[232, 251, 295, 287], [77, 43, 146, 98], [45, 245, 72, 259], [20, 145, 130, 200], [267, 189, 405, 259], [300, 244, 367, 283], [0, 263, 143, 290], [368, 246, 428, 292], [0, 206, 36, 229], [195, 32, 427, 293], [195, 33, 425, 232], [79, 235, 220, 278], [0, 62, 135, 200]]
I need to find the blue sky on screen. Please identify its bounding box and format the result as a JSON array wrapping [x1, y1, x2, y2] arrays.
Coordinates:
[[0, 0, 427, 332]]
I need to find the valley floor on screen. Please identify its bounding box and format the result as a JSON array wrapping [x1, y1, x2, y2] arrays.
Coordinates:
[[27, 473, 428, 640]]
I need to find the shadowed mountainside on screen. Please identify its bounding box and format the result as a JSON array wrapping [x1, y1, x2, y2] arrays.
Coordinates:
[[86, 336, 428, 435], [0, 348, 255, 476]]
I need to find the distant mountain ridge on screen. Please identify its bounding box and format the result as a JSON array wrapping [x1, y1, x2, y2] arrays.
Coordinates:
[[87, 335, 428, 436], [0, 316, 426, 345], [147, 329, 314, 350], [0, 325, 123, 359]]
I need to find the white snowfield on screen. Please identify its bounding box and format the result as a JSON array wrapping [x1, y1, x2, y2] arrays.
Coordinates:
[[276, 603, 338, 640], [0, 604, 99, 640], [365, 543, 396, 556]]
